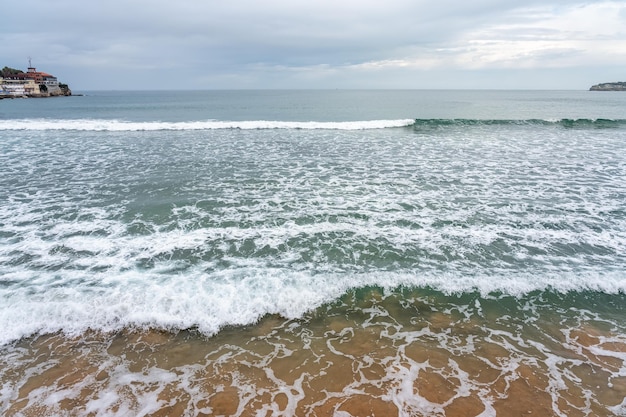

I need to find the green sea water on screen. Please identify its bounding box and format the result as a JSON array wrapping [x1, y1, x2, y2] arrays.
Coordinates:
[[1, 90, 626, 415]]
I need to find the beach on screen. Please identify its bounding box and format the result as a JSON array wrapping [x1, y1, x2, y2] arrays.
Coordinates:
[[3, 289, 626, 416], [1, 90, 626, 416]]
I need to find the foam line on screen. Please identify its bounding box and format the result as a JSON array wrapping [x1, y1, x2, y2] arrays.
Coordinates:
[[0, 119, 416, 131]]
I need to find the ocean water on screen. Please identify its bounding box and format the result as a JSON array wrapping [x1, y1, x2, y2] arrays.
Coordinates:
[[1, 90, 626, 416]]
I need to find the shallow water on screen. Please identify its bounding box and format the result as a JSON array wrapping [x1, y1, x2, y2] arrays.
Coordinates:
[[1, 90, 626, 415], [2, 289, 626, 416]]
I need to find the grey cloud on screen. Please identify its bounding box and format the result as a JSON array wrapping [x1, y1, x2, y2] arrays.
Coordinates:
[[2, 0, 623, 89]]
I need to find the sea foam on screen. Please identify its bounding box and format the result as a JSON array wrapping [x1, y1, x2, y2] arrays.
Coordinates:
[[0, 118, 416, 131], [2, 108, 626, 346]]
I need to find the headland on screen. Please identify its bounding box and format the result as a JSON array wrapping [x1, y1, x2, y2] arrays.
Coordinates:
[[589, 81, 626, 91], [1, 65, 71, 98]]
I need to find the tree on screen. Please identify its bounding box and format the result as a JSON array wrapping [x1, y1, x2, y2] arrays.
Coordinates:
[[1, 66, 24, 77]]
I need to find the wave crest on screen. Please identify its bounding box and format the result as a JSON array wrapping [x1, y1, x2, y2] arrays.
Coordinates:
[[412, 118, 626, 129], [3, 118, 625, 131], [0, 118, 416, 131]]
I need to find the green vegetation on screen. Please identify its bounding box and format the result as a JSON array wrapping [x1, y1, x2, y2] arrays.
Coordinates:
[[590, 82, 626, 91], [1, 66, 24, 77]]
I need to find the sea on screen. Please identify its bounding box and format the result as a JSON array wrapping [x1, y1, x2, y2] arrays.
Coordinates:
[[1, 89, 626, 416]]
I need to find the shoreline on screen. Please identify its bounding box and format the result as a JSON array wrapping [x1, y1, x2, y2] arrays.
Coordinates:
[[0, 93, 80, 99], [2, 90, 626, 416], [2, 289, 625, 416]]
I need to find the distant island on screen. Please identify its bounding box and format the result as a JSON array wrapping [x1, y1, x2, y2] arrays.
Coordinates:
[[1, 64, 72, 98], [589, 82, 626, 91]]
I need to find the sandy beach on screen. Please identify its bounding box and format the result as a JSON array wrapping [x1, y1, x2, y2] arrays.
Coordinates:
[[3, 289, 626, 416]]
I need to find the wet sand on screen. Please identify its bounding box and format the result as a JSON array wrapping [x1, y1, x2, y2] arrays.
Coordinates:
[[2, 291, 626, 416]]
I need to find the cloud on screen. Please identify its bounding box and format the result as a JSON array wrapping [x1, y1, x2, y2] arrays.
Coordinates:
[[2, 0, 624, 89], [342, 2, 626, 71]]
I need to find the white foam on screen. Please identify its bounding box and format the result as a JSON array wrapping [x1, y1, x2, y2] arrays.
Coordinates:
[[0, 118, 416, 131], [2, 111, 626, 346], [1, 275, 625, 416], [2, 183, 626, 346], [2, 264, 626, 346]]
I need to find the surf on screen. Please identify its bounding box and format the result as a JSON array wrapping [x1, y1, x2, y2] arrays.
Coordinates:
[[411, 118, 626, 129], [0, 118, 416, 131]]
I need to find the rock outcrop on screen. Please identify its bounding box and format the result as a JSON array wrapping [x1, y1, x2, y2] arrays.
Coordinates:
[[59, 83, 72, 96], [589, 82, 626, 91]]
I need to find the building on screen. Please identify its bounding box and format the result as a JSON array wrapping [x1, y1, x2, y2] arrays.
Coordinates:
[[0, 77, 40, 97], [1, 65, 64, 97]]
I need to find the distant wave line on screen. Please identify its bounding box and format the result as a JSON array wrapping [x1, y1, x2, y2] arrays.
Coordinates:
[[1, 118, 625, 131], [412, 118, 626, 129], [0, 119, 417, 131]]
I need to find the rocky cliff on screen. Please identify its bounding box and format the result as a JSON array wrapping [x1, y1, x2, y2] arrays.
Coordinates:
[[59, 83, 72, 96]]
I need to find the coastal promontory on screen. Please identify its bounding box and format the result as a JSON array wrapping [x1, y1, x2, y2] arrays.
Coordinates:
[[589, 82, 626, 91], [1, 65, 71, 98]]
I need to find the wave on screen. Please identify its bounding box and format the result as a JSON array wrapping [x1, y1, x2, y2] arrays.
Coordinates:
[[412, 118, 626, 129], [0, 118, 416, 131], [1, 267, 625, 345], [2, 118, 625, 131]]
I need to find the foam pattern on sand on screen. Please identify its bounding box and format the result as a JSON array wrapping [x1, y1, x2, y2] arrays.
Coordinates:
[[2, 290, 626, 416]]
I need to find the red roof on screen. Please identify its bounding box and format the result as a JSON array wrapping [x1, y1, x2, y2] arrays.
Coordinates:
[[6, 69, 56, 81]]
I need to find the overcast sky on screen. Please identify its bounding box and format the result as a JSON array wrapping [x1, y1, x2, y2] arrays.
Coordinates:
[[2, 0, 625, 90]]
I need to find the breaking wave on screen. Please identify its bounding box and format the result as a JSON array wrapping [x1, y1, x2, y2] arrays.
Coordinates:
[[412, 118, 626, 129], [2, 118, 625, 131], [0, 118, 416, 131]]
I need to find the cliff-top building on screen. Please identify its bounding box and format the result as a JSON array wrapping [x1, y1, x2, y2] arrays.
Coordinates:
[[1, 63, 69, 97]]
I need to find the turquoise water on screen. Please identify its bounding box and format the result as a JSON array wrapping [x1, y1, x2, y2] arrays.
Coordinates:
[[1, 88, 625, 341], [2, 89, 626, 121], [1, 90, 626, 415]]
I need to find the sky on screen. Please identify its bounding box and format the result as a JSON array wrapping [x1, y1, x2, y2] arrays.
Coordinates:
[[2, 0, 625, 90]]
